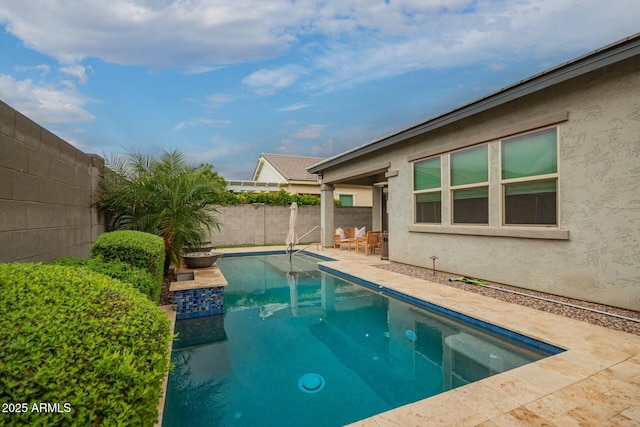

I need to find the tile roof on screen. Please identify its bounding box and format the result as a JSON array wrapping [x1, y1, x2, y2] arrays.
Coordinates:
[[261, 153, 325, 182]]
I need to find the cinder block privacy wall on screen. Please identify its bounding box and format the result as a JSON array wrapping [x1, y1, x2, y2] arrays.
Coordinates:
[[0, 100, 105, 263], [210, 205, 372, 247]]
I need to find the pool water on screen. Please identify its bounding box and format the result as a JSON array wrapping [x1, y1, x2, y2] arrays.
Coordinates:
[[163, 253, 556, 427]]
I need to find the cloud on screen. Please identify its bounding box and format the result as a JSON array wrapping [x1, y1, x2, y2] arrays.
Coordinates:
[[309, 139, 336, 158], [59, 64, 92, 84], [173, 118, 231, 131], [274, 139, 306, 156], [242, 65, 304, 95], [277, 101, 311, 112], [0, 0, 303, 67], [183, 65, 223, 75], [1, 0, 638, 93], [207, 94, 233, 109], [182, 136, 255, 178], [293, 124, 327, 139], [0, 74, 95, 125], [14, 64, 51, 74]]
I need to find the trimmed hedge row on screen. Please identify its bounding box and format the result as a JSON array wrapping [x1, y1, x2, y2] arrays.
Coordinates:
[[52, 256, 160, 303], [0, 263, 172, 426], [91, 230, 165, 287]]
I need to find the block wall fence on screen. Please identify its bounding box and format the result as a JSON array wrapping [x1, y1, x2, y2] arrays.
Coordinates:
[[209, 205, 372, 247], [0, 100, 105, 263]]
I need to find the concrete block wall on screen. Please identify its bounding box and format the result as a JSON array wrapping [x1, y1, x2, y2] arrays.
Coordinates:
[[0, 100, 105, 263], [335, 207, 373, 231], [209, 205, 371, 247]]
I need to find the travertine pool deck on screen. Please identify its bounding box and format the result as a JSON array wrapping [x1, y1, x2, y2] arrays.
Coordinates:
[[218, 246, 640, 426], [169, 264, 228, 292]]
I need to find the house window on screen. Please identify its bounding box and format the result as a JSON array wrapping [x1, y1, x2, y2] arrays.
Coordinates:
[[414, 156, 441, 223], [450, 145, 488, 224], [338, 194, 354, 206], [501, 128, 558, 225]]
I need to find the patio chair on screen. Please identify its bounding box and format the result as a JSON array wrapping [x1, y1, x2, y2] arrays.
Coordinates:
[[356, 231, 382, 255], [334, 227, 356, 250]]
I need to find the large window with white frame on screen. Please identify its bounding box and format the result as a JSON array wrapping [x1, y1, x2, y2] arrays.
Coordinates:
[[501, 127, 558, 225], [414, 156, 441, 223], [450, 145, 489, 224]]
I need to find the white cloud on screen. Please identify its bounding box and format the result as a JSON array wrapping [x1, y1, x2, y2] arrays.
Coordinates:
[[207, 94, 234, 109], [182, 136, 255, 178], [0, 74, 95, 125], [274, 139, 306, 156], [14, 64, 51, 74], [1, 0, 638, 93], [0, 0, 303, 67], [309, 138, 336, 158], [294, 124, 327, 139], [183, 65, 223, 75], [173, 118, 231, 131], [242, 65, 304, 95], [59, 64, 92, 84], [277, 101, 311, 112]]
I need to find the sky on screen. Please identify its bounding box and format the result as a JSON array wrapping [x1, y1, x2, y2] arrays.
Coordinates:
[[0, 1, 638, 180]]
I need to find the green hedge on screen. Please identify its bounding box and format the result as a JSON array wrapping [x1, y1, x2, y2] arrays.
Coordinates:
[[91, 230, 164, 286], [217, 188, 321, 206], [0, 263, 172, 426], [53, 256, 160, 303]]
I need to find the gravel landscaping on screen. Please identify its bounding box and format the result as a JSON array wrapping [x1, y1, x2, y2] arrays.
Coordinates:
[[377, 262, 640, 336]]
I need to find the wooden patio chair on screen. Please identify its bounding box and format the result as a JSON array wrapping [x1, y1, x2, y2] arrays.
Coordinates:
[[334, 227, 356, 250], [356, 231, 381, 255]]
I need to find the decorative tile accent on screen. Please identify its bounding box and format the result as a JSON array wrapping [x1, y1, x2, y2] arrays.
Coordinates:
[[172, 286, 224, 320]]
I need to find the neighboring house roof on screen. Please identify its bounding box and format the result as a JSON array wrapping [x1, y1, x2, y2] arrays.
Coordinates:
[[308, 32, 640, 174], [254, 153, 325, 183]]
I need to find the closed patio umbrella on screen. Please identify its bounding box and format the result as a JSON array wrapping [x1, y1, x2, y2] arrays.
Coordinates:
[[285, 202, 298, 252]]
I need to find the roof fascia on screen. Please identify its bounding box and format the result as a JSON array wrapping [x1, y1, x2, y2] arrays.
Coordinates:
[[308, 34, 640, 174]]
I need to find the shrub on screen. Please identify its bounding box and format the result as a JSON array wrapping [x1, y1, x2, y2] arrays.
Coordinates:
[[0, 263, 172, 426], [91, 230, 164, 286], [94, 150, 222, 270], [53, 256, 160, 303], [218, 188, 321, 206]]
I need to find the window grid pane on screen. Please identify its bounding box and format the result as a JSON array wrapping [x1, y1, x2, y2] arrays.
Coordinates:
[[502, 128, 557, 180], [504, 179, 557, 225], [416, 192, 441, 223], [451, 145, 488, 186], [414, 157, 441, 191], [452, 187, 489, 224]]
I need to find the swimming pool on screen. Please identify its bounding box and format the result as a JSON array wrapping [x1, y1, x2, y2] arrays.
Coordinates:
[[163, 253, 562, 427]]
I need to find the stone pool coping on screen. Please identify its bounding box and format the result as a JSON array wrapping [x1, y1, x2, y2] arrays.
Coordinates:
[[169, 264, 228, 292], [160, 246, 640, 425], [156, 305, 176, 427]]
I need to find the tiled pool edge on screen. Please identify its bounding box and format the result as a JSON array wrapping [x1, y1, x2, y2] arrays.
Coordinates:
[[320, 264, 565, 356], [221, 249, 336, 262]]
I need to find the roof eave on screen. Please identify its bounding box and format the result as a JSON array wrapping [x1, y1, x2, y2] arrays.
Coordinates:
[[308, 33, 640, 174]]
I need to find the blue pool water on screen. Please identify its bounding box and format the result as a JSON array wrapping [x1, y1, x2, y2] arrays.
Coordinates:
[[163, 253, 560, 427]]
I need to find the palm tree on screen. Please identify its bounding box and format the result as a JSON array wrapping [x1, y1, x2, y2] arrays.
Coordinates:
[[94, 149, 223, 271]]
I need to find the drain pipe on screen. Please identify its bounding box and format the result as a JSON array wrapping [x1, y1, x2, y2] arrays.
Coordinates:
[[469, 281, 640, 324]]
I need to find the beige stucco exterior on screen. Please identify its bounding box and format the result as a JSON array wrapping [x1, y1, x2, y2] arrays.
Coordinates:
[[314, 53, 640, 311], [252, 155, 374, 206]]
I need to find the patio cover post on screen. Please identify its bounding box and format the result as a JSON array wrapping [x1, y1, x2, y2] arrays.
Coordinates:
[[320, 183, 335, 247]]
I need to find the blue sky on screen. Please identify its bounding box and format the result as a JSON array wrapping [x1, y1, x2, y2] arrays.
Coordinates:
[[1, 1, 638, 179]]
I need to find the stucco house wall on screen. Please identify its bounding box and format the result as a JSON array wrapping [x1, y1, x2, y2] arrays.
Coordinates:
[[318, 55, 640, 311]]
